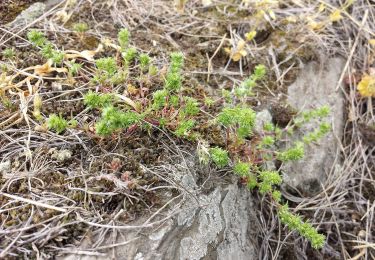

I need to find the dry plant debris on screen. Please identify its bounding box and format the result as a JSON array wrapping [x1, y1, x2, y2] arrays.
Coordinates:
[[0, 0, 374, 259]]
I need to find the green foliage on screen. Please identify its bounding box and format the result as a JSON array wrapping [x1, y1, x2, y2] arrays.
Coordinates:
[[28, 30, 64, 64], [175, 119, 195, 137], [210, 147, 230, 168], [183, 97, 199, 116], [2, 48, 15, 59], [94, 57, 120, 84], [139, 54, 151, 71], [118, 28, 130, 49], [27, 29, 46, 47], [204, 97, 214, 108], [149, 65, 158, 76], [96, 57, 117, 76], [165, 73, 182, 91], [295, 105, 331, 126], [303, 122, 331, 144], [73, 22, 89, 33], [84, 91, 114, 109], [272, 190, 282, 202], [174, 119, 194, 136], [278, 205, 326, 249], [233, 162, 251, 176], [169, 95, 179, 107], [68, 62, 82, 76], [247, 174, 258, 189], [169, 52, 184, 73], [263, 122, 275, 132], [261, 136, 275, 147], [252, 64, 267, 80], [95, 106, 140, 135], [221, 89, 231, 102], [258, 170, 282, 194], [152, 89, 169, 110], [234, 64, 266, 98], [217, 106, 256, 139], [122, 47, 137, 64], [165, 52, 184, 91], [277, 142, 305, 161], [47, 114, 68, 133]]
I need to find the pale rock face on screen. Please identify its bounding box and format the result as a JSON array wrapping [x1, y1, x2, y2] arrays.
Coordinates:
[[6, 2, 46, 27], [282, 57, 345, 196], [60, 159, 259, 260]]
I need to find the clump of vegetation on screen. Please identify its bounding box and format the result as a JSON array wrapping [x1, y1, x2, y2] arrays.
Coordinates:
[[217, 106, 256, 140], [95, 106, 141, 136], [72, 22, 89, 33], [47, 114, 68, 133], [22, 27, 331, 250], [27, 29, 64, 64], [210, 147, 230, 168], [2, 48, 15, 59], [165, 52, 184, 91], [83, 91, 115, 109], [118, 28, 130, 50], [175, 119, 195, 137]]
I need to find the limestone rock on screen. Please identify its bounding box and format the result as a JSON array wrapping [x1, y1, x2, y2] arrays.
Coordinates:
[[254, 109, 272, 134], [282, 57, 345, 196], [7, 2, 46, 27], [60, 160, 258, 260]]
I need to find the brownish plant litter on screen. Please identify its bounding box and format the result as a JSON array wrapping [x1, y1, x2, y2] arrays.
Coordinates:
[[0, 0, 374, 259]]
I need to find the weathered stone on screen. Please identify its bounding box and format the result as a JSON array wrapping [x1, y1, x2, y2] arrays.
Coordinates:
[[282, 57, 345, 196], [59, 159, 258, 260], [254, 109, 272, 134], [6, 2, 46, 27]]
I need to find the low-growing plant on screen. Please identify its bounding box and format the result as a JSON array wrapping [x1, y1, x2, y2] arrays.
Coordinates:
[[182, 97, 199, 116], [73, 22, 89, 33], [2, 48, 15, 59], [83, 91, 114, 109], [95, 106, 141, 136], [25, 27, 328, 250], [209, 147, 229, 168], [122, 47, 137, 65], [175, 119, 195, 137], [165, 52, 184, 91], [28, 29, 64, 64], [139, 53, 151, 72], [118, 28, 130, 50], [217, 106, 256, 140], [47, 114, 68, 133]]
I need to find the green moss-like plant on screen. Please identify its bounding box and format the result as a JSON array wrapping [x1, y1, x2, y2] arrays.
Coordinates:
[[95, 106, 140, 136], [73, 22, 89, 33], [47, 114, 68, 133], [175, 119, 195, 137], [118, 28, 130, 49], [209, 147, 230, 168], [165, 52, 184, 91], [233, 162, 251, 176], [83, 91, 114, 109], [217, 106, 256, 139], [277, 142, 305, 161]]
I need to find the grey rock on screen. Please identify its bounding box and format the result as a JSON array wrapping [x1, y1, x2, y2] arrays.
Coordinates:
[[282, 57, 345, 196], [7, 3, 46, 27], [59, 159, 258, 260], [254, 109, 272, 134]]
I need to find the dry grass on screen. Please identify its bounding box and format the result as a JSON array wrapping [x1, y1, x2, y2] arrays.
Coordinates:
[[0, 0, 374, 259]]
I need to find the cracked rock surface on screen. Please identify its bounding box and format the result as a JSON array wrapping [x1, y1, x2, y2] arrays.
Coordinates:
[[281, 57, 345, 196], [61, 161, 258, 260]]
